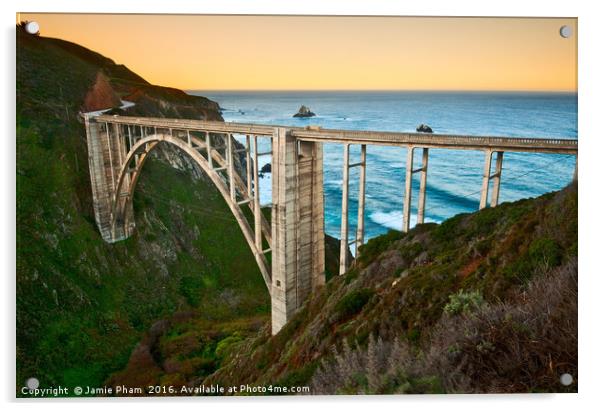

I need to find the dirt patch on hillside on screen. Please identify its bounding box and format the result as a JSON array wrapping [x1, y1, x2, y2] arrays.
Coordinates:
[[83, 71, 121, 111]]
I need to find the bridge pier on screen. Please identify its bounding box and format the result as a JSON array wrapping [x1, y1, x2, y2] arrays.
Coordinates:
[[402, 147, 429, 232], [339, 144, 350, 274], [402, 147, 415, 233], [271, 128, 325, 334], [338, 143, 368, 273], [84, 116, 135, 242], [490, 151, 504, 207], [417, 148, 429, 224], [355, 144, 367, 255], [479, 150, 504, 209]]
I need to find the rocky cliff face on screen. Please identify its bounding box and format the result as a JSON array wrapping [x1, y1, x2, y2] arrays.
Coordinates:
[[120, 85, 222, 121], [83, 72, 122, 111]]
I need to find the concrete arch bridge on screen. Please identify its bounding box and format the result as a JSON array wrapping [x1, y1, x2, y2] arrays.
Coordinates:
[[84, 115, 577, 334]]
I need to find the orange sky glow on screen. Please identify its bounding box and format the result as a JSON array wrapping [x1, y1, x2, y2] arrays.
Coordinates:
[[18, 14, 577, 91]]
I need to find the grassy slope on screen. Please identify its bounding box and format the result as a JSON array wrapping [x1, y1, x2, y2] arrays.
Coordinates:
[[203, 183, 577, 394], [16, 29, 269, 391]]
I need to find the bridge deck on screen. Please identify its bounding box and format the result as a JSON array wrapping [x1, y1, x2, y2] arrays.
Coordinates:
[[96, 115, 577, 154]]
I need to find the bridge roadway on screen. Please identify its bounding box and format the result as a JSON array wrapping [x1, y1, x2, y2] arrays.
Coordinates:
[[97, 115, 577, 154], [88, 114, 577, 334]]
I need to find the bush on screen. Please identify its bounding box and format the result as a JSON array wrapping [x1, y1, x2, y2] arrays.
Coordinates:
[[528, 237, 562, 268], [358, 230, 404, 267], [432, 215, 463, 243], [443, 289, 484, 316], [215, 333, 243, 359], [335, 288, 375, 319], [312, 335, 441, 394], [503, 237, 563, 284]]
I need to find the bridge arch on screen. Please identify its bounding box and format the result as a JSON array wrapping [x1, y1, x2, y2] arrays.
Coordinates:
[[110, 132, 272, 292]]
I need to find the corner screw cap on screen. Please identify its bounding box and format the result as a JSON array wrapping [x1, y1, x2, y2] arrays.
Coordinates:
[[25, 21, 40, 35], [559, 25, 572, 38]]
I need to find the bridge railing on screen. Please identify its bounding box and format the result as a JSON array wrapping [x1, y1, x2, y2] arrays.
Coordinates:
[[96, 115, 577, 154]]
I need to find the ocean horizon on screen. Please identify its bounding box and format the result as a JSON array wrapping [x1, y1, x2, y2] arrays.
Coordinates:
[[188, 90, 577, 244]]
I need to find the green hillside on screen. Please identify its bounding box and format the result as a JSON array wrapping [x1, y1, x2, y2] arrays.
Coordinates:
[[203, 183, 577, 394], [16, 26, 270, 392]]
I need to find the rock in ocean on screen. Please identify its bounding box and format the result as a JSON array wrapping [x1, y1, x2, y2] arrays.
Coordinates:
[[293, 105, 316, 118], [416, 124, 433, 133], [259, 162, 271, 178], [260, 163, 271, 174]]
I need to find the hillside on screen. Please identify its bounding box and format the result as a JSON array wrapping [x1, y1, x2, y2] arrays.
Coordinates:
[[103, 179, 577, 394], [201, 182, 578, 394], [16, 26, 269, 392]]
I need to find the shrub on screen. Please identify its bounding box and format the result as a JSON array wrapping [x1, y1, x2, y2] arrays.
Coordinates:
[[432, 215, 463, 243], [343, 267, 359, 284], [503, 237, 562, 284], [528, 237, 562, 268], [335, 288, 375, 319], [215, 333, 243, 359], [358, 230, 404, 267], [399, 241, 424, 262], [311, 335, 440, 394], [443, 289, 484, 316]]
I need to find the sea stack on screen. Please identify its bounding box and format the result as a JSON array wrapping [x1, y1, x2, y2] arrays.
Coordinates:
[[293, 105, 316, 118], [259, 163, 271, 178], [416, 124, 433, 133]]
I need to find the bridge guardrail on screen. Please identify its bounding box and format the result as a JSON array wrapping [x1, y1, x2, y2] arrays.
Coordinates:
[[95, 115, 577, 154]]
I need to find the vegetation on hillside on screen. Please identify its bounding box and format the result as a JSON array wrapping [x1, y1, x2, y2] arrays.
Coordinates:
[[202, 183, 577, 394], [16, 26, 266, 393]]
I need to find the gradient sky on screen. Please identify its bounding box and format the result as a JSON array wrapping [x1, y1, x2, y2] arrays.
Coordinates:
[[18, 14, 577, 91]]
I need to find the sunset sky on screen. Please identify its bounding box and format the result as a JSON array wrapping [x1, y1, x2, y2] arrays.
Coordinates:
[[18, 14, 577, 91]]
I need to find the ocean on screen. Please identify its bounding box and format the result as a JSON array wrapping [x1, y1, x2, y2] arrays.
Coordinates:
[[188, 91, 577, 243]]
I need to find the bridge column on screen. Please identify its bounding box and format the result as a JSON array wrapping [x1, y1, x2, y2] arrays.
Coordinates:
[[479, 150, 494, 210], [479, 150, 504, 209], [402, 147, 415, 232], [298, 140, 326, 295], [227, 133, 236, 200], [355, 144, 367, 255], [111, 123, 135, 240], [339, 144, 350, 274], [271, 128, 325, 335], [206, 132, 213, 168], [490, 151, 504, 207], [245, 135, 252, 198], [84, 117, 133, 242], [417, 148, 429, 224], [252, 136, 262, 251]]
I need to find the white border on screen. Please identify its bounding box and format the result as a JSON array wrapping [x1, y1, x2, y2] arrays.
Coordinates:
[[4, 1, 601, 410]]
